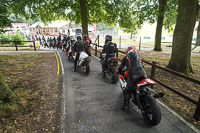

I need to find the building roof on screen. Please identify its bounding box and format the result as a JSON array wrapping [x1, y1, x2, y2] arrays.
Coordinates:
[[30, 20, 69, 28]]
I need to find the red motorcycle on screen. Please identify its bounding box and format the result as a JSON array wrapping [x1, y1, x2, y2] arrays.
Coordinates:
[[119, 70, 164, 126]]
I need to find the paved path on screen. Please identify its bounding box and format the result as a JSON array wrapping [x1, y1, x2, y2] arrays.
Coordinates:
[[58, 50, 198, 133]]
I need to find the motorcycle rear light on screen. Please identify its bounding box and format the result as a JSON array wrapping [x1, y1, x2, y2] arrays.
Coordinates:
[[84, 57, 88, 59], [115, 64, 118, 66], [113, 57, 117, 60]]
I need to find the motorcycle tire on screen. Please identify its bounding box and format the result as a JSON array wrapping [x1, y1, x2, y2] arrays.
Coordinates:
[[85, 62, 90, 74], [68, 53, 71, 61], [140, 95, 161, 126], [110, 67, 118, 84]]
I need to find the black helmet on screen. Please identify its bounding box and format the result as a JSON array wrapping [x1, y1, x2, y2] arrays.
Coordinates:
[[106, 35, 112, 42], [77, 36, 82, 40]]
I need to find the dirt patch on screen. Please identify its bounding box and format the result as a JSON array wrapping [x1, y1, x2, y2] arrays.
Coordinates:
[[0, 52, 61, 132]]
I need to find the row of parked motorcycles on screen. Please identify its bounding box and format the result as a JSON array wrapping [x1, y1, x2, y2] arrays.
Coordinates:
[[66, 39, 164, 126]]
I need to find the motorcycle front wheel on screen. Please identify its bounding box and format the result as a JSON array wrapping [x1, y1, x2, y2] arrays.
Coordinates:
[[140, 95, 161, 126], [85, 62, 90, 74]]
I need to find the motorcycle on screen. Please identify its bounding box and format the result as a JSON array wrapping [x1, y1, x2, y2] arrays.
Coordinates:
[[119, 69, 164, 126], [76, 51, 91, 74], [100, 53, 118, 84], [66, 39, 76, 61]]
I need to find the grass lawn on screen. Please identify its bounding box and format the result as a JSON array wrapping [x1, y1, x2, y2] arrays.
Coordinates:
[[0, 53, 60, 132]]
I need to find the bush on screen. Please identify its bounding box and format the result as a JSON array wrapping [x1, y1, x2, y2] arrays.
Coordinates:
[[0, 32, 27, 45]]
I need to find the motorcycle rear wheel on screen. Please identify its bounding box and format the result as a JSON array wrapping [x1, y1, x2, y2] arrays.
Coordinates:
[[68, 53, 71, 61], [85, 62, 90, 74], [110, 67, 118, 84], [140, 95, 161, 126]]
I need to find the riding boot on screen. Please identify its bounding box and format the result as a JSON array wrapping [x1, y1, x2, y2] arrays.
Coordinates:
[[121, 93, 130, 112]]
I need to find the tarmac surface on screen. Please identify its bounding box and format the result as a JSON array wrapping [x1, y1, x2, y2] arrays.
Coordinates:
[[58, 50, 198, 133]]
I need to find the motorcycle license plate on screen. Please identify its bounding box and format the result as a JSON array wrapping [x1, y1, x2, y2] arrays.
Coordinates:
[[110, 63, 114, 65]]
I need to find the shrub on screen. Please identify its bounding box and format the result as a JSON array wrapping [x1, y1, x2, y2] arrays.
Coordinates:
[[0, 31, 27, 45]]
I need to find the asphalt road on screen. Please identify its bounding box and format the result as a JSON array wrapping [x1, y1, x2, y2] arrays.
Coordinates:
[[59, 50, 197, 133]]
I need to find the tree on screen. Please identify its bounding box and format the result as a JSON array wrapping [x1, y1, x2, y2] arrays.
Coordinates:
[[80, 0, 88, 36], [0, 0, 12, 32], [8, 0, 120, 37], [118, 0, 141, 38], [167, 0, 199, 74], [154, 0, 168, 51], [133, 0, 178, 51]]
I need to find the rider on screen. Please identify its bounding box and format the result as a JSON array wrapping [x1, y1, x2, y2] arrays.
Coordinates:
[[118, 46, 147, 112], [105, 35, 110, 45], [57, 35, 62, 49], [83, 34, 91, 56], [53, 37, 57, 49], [73, 36, 87, 71], [101, 35, 117, 76], [62, 35, 67, 51]]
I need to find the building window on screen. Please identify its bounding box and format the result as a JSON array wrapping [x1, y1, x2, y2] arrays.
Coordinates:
[[144, 36, 150, 39], [55, 28, 58, 32], [33, 28, 35, 31], [30, 28, 32, 31], [62, 29, 65, 33], [161, 37, 165, 40], [51, 29, 53, 32], [46, 29, 49, 32]]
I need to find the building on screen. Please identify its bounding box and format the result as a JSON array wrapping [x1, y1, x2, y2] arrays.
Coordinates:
[[10, 23, 29, 35], [29, 20, 69, 36]]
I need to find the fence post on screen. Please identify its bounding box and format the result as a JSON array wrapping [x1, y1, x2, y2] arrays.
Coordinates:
[[33, 41, 36, 51], [193, 96, 200, 120], [14, 41, 18, 51], [116, 48, 118, 58], [95, 44, 97, 56], [98, 35, 99, 47], [119, 36, 121, 49], [151, 61, 156, 78], [139, 37, 141, 51]]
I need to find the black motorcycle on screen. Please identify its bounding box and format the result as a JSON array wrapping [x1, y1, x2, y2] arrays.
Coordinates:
[[101, 53, 118, 84]]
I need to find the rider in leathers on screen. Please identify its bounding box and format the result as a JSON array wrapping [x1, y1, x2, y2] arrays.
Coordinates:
[[118, 46, 147, 112], [74, 36, 86, 71], [83, 35, 92, 56], [102, 35, 117, 76]]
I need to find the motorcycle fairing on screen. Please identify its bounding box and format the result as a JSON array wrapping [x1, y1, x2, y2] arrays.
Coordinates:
[[136, 78, 156, 87]]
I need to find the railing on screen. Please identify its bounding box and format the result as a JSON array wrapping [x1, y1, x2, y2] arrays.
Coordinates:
[[91, 35, 200, 121], [0, 41, 37, 51]]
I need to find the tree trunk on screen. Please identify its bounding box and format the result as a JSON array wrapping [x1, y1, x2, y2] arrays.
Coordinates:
[[167, 0, 199, 74], [80, 0, 88, 37], [0, 72, 16, 102], [131, 33, 132, 39], [154, 0, 168, 51]]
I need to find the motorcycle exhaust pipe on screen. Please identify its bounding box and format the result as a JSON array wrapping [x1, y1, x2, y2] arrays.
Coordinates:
[[153, 92, 164, 98]]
